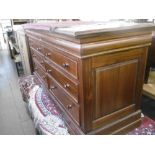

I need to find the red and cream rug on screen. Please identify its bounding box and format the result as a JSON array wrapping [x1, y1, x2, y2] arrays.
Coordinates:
[[128, 116, 155, 135], [19, 75, 155, 135]]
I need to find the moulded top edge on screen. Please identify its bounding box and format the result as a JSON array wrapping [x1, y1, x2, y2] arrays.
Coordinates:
[[23, 21, 155, 39], [54, 22, 155, 38]]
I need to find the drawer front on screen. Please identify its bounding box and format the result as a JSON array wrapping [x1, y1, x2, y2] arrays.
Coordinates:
[[48, 75, 79, 124], [45, 61, 78, 102], [29, 38, 44, 55], [31, 48, 45, 70], [33, 60, 48, 87], [44, 46, 78, 78]]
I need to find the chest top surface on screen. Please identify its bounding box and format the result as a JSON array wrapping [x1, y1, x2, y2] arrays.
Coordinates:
[[24, 21, 155, 38]]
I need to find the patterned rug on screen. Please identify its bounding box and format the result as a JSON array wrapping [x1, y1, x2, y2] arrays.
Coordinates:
[[128, 116, 155, 135], [19, 75, 155, 135]]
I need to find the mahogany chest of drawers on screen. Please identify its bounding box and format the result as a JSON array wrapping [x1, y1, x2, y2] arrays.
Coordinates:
[[25, 22, 155, 134]]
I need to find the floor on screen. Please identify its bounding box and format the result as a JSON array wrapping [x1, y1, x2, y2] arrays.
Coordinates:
[[0, 48, 36, 135]]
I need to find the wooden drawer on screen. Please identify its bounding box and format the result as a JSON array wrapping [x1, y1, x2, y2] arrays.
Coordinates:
[[31, 48, 45, 70], [29, 38, 44, 55], [33, 60, 48, 87], [48, 75, 80, 124], [44, 46, 78, 78], [45, 61, 78, 102]]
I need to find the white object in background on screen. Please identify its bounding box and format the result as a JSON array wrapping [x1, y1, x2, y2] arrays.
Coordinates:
[[15, 26, 31, 75]]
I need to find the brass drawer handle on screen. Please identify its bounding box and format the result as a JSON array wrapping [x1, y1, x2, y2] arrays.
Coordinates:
[[45, 53, 51, 56], [62, 63, 69, 68], [67, 104, 72, 109], [37, 47, 41, 51], [50, 86, 57, 90], [47, 69, 52, 73], [64, 83, 70, 88], [42, 76, 46, 79]]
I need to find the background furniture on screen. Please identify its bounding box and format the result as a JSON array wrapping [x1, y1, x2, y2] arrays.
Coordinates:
[[11, 19, 30, 25], [15, 26, 32, 75], [6, 25, 32, 76], [144, 32, 155, 83], [25, 21, 155, 134]]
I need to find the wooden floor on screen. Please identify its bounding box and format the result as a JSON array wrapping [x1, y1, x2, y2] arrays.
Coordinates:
[[0, 48, 36, 135]]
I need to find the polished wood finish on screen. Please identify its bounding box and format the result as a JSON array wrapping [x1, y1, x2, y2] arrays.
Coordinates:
[[43, 44, 78, 78], [48, 74, 80, 124], [31, 48, 45, 69], [25, 22, 155, 134], [33, 59, 48, 88], [45, 60, 78, 102]]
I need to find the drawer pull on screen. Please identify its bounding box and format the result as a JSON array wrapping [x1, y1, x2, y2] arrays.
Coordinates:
[[42, 76, 46, 79], [47, 69, 52, 73], [62, 63, 69, 68], [37, 47, 41, 51], [64, 83, 70, 88], [45, 53, 51, 56], [50, 86, 57, 90], [67, 104, 72, 109]]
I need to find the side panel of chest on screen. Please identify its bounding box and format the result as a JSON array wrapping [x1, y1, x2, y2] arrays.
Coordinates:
[[82, 47, 148, 134]]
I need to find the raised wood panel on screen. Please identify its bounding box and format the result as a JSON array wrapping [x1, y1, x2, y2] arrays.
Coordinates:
[[94, 59, 138, 119]]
